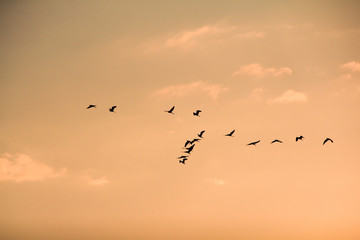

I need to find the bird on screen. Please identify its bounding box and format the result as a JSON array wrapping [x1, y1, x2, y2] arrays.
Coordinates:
[[165, 106, 175, 114], [225, 130, 235, 137], [109, 106, 116, 112], [271, 139, 283, 144], [184, 140, 192, 148], [296, 135, 304, 142], [86, 105, 96, 109], [323, 138, 333, 145], [190, 138, 201, 144], [184, 144, 195, 154], [198, 130, 205, 138], [178, 156, 188, 159], [179, 158, 188, 164], [193, 110, 202, 117], [247, 140, 260, 146]]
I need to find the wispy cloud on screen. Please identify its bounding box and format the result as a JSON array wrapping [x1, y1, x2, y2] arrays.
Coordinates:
[[0, 153, 67, 182], [268, 90, 308, 104], [251, 88, 265, 101], [340, 61, 360, 72], [204, 178, 227, 186], [236, 31, 266, 39], [151, 81, 228, 100], [232, 63, 292, 78], [87, 176, 110, 186]]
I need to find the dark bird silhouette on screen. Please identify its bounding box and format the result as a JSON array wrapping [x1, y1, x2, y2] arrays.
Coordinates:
[[190, 138, 200, 144], [165, 106, 175, 114], [184, 144, 195, 154], [225, 130, 235, 137], [296, 135, 304, 142], [179, 158, 188, 164], [271, 139, 283, 144], [247, 140, 260, 146], [193, 110, 202, 116], [178, 156, 188, 159], [323, 138, 333, 145], [198, 130, 205, 138], [87, 105, 96, 109], [109, 106, 117, 112], [184, 140, 192, 148]]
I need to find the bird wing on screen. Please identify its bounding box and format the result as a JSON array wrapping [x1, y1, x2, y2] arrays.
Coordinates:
[[230, 130, 235, 135], [170, 106, 175, 112]]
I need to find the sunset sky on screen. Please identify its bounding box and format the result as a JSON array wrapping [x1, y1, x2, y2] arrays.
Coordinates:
[[1, 1, 360, 239]]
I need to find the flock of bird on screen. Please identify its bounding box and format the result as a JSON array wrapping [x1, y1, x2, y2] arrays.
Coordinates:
[[164, 106, 334, 165], [85, 104, 334, 166]]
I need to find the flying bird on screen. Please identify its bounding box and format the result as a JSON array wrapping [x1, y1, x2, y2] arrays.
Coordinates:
[[184, 144, 195, 154], [184, 140, 192, 148], [323, 138, 333, 145], [225, 130, 235, 137], [86, 105, 96, 109], [177, 156, 188, 159], [179, 158, 188, 164], [193, 110, 202, 117], [198, 130, 205, 138], [165, 106, 175, 114], [247, 140, 260, 146], [271, 139, 283, 144], [109, 106, 117, 112], [296, 135, 304, 142], [190, 138, 201, 144]]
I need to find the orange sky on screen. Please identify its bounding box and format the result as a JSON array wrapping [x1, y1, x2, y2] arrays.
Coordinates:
[[1, 1, 360, 239]]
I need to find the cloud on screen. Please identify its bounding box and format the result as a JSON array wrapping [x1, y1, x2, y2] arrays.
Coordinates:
[[87, 176, 109, 186], [0, 153, 67, 182], [232, 63, 292, 78], [204, 178, 227, 186], [268, 90, 308, 104], [340, 61, 360, 72], [251, 88, 265, 101], [236, 31, 266, 39], [151, 81, 228, 100]]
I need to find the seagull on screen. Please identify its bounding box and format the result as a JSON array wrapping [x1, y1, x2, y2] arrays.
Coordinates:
[[271, 139, 283, 144], [109, 106, 117, 112], [225, 130, 235, 137], [165, 106, 175, 114], [296, 135, 304, 142], [198, 130, 205, 138], [86, 105, 96, 109], [193, 110, 202, 117], [179, 158, 188, 164], [184, 144, 195, 154], [247, 140, 260, 146], [323, 138, 333, 145]]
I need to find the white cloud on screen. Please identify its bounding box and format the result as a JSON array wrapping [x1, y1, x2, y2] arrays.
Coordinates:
[[251, 88, 264, 101], [268, 90, 308, 104], [340, 61, 360, 72], [204, 178, 227, 186], [0, 153, 67, 182], [87, 176, 109, 186], [151, 81, 228, 100], [232, 63, 292, 78]]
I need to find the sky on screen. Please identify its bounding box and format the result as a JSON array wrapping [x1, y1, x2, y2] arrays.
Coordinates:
[[1, 0, 360, 239]]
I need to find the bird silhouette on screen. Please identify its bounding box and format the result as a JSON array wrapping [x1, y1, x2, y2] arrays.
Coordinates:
[[271, 139, 283, 144], [193, 110, 202, 116], [296, 135, 304, 142], [247, 140, 260, 146], [184, 144, 195, 154], [165, 106, 175, 114], [109, 106, 117, 112], [190, 138, 200, 144], [323, 138, 333, 145], [178, 155, 188, 159], [86, 105, 96, 109], [184, 140, 192, 148], [225, 130, 235, 137], [179, 158, 188, 164], [198, 130, 205, 138]]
